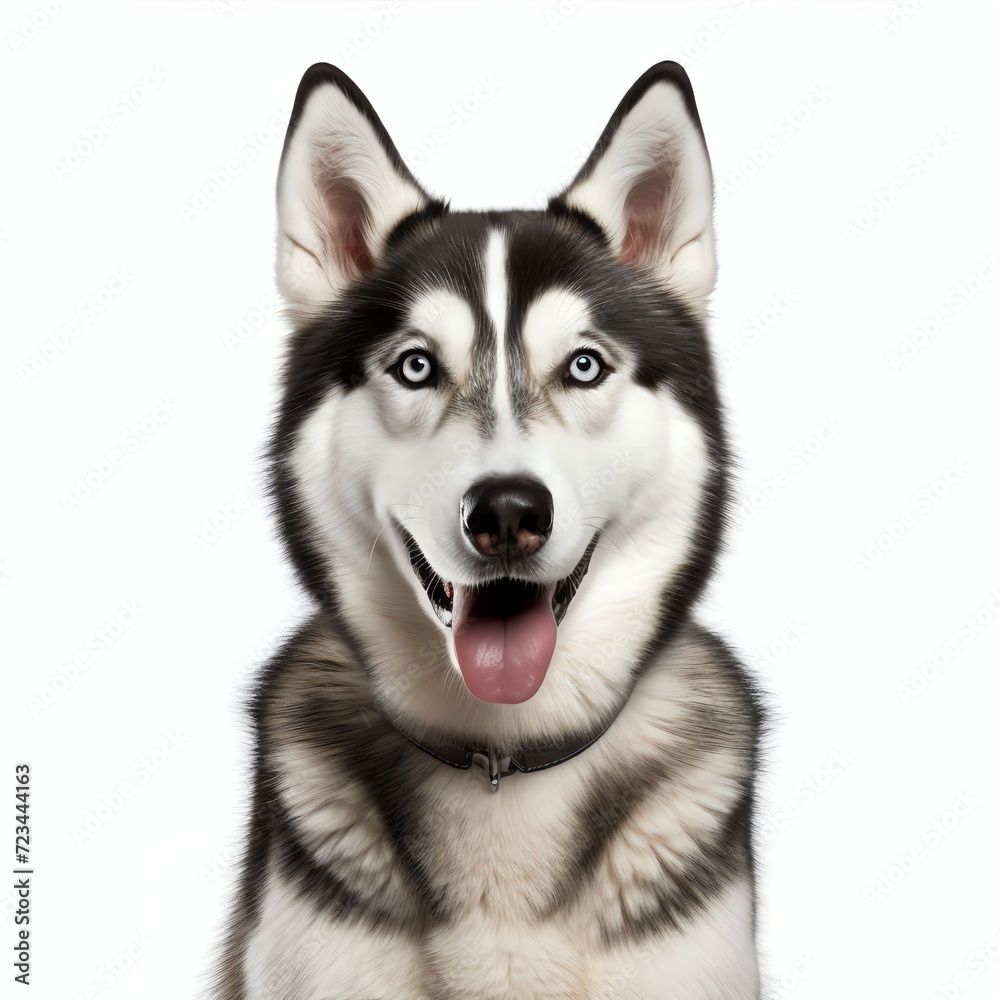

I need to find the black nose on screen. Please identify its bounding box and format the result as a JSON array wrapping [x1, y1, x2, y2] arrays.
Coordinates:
[[462, 478, 554, 558]]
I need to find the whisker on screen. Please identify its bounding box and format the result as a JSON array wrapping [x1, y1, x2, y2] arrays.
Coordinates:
[[365, 529, 385, 577], [592, 539, 625, 559]]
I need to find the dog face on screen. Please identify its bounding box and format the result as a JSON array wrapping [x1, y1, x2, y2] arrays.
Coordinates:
[[272, 64, 725, 708]]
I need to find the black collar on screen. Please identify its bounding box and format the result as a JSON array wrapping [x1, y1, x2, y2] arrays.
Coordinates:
[[389, 715, 616, 792]]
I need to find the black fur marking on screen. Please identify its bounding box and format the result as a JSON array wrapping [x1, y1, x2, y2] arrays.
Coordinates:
[[384, 197, 450, 249], [210, 627, 302, 1000], [213, 620, 437, 999], [544, 198, 610, 243], [546, 628, 765, 945], [256, 620, 451, 923], [606, 790, 754, 948], [269, 793, 426, 936], [209, 755, 275, 1000], [700, 629, 768, 941]]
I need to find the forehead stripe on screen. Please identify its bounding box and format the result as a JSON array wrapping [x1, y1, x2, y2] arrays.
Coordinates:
[[483, 230, 512, 423]]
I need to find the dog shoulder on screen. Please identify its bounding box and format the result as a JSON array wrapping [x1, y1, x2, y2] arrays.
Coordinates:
[[556, 622, 764, 950]]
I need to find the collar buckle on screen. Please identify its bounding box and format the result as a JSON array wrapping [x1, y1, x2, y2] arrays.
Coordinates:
[[470, 747, 516, 792]]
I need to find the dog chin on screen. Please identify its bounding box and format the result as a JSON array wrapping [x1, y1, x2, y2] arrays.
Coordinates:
[[395, 526, 599, 704]]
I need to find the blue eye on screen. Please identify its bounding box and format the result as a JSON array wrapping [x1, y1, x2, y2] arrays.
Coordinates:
[[396, 351, 435, 386], [567, 352, 605, 385]]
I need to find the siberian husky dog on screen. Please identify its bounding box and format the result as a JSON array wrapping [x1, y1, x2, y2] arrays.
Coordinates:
[[213, 61, 764, 1000]]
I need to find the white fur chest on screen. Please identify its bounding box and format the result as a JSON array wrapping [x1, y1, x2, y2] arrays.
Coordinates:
[[415, 760, 596, 998], [418, 757, 587, 919]]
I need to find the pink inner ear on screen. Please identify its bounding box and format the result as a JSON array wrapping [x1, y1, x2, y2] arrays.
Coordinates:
[[618, 168, 672, 269], [340, 215, 375, 275], [320, 176, 375, 281], [619, 233, 639, 265]]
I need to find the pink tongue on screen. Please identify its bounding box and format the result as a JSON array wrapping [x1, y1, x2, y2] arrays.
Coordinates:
[[452, 584, 557, 704]]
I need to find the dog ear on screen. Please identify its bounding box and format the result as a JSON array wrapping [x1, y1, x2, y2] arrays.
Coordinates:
[[276, 64, 439, 313], [552, 62, 715, 310]]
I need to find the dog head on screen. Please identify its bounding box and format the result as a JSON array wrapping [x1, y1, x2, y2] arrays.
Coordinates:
[[271, 63, 726, 713]]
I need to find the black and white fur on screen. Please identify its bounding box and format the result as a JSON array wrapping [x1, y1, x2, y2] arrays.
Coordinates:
[[212, 62, 765, 1000]]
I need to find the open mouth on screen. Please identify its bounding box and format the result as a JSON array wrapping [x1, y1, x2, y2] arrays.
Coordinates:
[[397, 527, 600, 704]]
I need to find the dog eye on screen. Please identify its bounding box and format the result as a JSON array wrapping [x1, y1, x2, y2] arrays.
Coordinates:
[[395, 350, 436, 387], [566, 351, 606, 386]]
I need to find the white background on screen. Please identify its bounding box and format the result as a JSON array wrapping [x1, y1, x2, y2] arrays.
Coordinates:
[[3, 1, 999, 998]]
